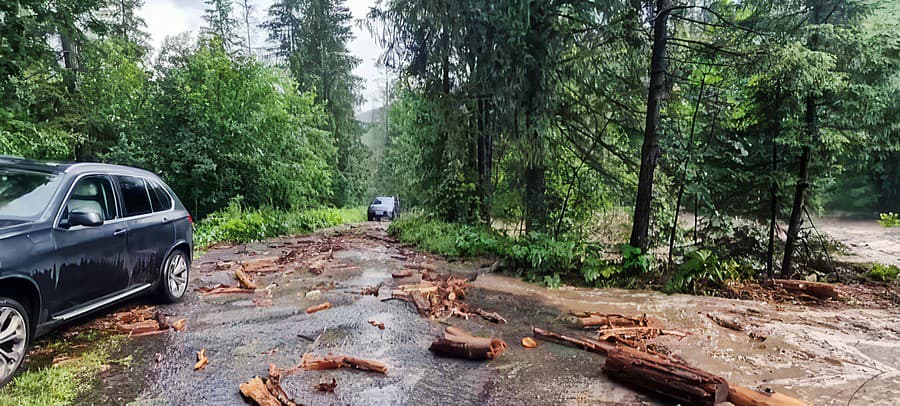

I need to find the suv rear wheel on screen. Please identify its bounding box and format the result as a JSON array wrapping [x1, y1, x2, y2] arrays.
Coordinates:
[[0, 297, 30, 387], [157, 249, 190, 303]]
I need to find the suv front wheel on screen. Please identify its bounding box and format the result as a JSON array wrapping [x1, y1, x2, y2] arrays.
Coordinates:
[[157, 249, 190, 303], [0, 297, 30, 387]]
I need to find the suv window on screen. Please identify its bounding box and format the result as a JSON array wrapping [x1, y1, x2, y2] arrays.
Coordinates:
[[148, 181, 173, 212], [117, 176, 152, 217], [63, 176, 118, 221], [0, 168, 63, 221]]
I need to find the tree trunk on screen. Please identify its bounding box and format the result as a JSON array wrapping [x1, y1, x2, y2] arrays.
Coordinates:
[[603, 347, 729, 406], [668, 73, 706, 264], [781, 97, 815, 276], [476, 98, 493, 224], [630, 0, 671, 253], [766, 115, 781, 278]]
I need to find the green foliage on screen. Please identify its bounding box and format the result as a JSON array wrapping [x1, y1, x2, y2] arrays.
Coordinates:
[[666, 249, 742, 294], [620, 244, 651, 274], [878, 212, 900, 227], [193, 196, 365, 248], [388, 213, 620, 287], [868, 263, 900, 283]]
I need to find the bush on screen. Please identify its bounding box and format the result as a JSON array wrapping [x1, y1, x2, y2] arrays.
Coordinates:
[[388, 212, 621, 287], [665, 249, 744, 294], [194, 197, 365, 248], [878, 212, 900, 227], [869, 263, 900, 283]]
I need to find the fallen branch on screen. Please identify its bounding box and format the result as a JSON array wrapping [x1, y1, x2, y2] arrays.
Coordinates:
[[707, 313, 767, 342], [240, 377, 281, 406], [532, 327, 616, 356], [301, 353, 388, 374], [429, 326, 507, 360], [391, 269, 414, 278], [265, 364, 297, 406], [474, 308, 507, 324], [306, 302, 332, 314], [368, 320, 385, 330], [360, 282, 384, 296], [196, 284, 255, 295]]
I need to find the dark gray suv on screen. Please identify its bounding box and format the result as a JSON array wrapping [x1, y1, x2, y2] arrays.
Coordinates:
[[0, 157, 193, 385]]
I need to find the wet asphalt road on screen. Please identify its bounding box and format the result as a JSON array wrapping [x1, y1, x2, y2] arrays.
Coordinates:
[[74, 223, 900, 405]]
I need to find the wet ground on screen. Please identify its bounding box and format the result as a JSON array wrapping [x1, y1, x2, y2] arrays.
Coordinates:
[[55, 223, 900, 405], [816, 217, 900, 267]]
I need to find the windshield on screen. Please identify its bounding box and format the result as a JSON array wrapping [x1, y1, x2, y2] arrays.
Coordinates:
[[0, 168, 63, 221]]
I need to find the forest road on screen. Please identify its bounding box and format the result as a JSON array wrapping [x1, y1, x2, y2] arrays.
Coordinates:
[[82, 223, 900, 405]]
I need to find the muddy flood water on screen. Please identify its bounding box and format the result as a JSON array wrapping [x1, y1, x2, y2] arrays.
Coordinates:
[[60, 223, 900, 405]]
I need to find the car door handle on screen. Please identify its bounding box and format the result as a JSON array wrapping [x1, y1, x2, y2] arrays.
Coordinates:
[[113, 229, 127, 237]]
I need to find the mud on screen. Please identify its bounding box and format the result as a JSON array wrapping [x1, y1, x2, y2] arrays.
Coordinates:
[[62, 223, 899, 405], [816, 217, 900, 267]]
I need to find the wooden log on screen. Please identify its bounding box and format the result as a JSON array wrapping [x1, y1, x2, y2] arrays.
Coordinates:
[[532, 327, 617, 356], [240, 256, 281, 273], [117, 319, 161, 335], [306, 302, 332, 314], [301, 353, 388, 374], [475, 308, 507, 324], [602, 347, 729, 406], [196, 284, 255, 295], [235, 269, 257, 290], [405, 262, 437, 271], [728, 385, 807, 406], [391, 269, 414, 278], [429, 326, 507, 360], [766, 279, 840, 299]]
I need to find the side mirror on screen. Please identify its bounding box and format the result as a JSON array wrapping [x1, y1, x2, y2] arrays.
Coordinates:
[[68, 209, 104, 227]]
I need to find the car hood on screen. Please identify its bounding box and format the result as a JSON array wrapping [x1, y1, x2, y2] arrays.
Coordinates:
[[0, 220, 44, 241]]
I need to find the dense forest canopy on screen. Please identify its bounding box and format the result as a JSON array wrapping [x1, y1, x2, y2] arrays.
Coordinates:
[[1, 0, 897, 285]]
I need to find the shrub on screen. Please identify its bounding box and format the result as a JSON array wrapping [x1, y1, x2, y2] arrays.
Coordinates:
[[665, 249, 743, 294], [193, 197, 365, 248], [878, 212, 900, 227], [869, 263, 900, 283]]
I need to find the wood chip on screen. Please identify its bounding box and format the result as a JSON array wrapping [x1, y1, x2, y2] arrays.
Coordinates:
[[391, 269, 414, 278], [235, 269, 257, 290], [368, 320, 385, 330], [301, 353, 387, 374], [315, 378, 337, 393], [194, 348, 209, 370], [522, 337, 538, 348]]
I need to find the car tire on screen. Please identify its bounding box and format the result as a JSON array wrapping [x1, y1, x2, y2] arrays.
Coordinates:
[[0, 297, 30, 388], [368, 214, 374, 222], [157, 249, 190, 303]]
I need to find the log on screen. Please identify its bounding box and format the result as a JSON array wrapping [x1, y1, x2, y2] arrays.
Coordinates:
[[391, 269, 414, 278], [429, 326, 507, 360], [240, 256, 281, 273], [602, 347, 729, 406], [706, 313, 743, 332], [728, 385, 807, 406], [766, 279, 840, 299], [532, 327, 617, 356], [235, 269, 257, 290], [301, 353, 388, 374], [306, 302, 332, 314], [575, 313, 653, 329], [240, 377, 281, 406], [117, 319, 161, 335], [196, 284, 255, 295], [405, 262, 437, 271]]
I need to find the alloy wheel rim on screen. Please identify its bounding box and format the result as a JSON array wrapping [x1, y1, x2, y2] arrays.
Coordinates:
[[167, 253, 188, 298], [0, 307, 27, 382]]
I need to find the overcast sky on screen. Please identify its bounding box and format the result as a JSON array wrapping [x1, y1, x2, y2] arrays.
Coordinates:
[[138, 0, 384, 111]]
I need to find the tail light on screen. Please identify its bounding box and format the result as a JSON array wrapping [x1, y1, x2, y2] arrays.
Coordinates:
[[188, 214, 194, 224]]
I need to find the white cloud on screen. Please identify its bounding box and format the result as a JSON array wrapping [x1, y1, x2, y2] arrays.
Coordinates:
[[138, 0, 385, 109]]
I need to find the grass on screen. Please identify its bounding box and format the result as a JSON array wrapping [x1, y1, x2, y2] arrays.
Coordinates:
[[193, 198, 366, 249], [869, 263, 900, 283], [0, 333, 124, 405]]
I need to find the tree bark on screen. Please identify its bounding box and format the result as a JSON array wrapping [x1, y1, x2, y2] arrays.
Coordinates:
[[603, 347, 729, 406], [766, 113, 781, 278], [781, 96, 814, 277], [630, 0, 672, 253]]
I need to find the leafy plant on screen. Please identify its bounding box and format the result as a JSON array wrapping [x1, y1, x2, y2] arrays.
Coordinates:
[[666, 249, 741, 294], [868, 263, 900, 283], [878, 212, 900, 227], [620, 244, 651, 274]]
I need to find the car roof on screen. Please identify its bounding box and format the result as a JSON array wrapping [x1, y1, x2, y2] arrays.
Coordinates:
[[0, 156, 159, 178], [375, 196, 394, 201]]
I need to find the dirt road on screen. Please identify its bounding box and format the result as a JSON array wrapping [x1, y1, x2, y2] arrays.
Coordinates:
[[72, 223, 899, 405]]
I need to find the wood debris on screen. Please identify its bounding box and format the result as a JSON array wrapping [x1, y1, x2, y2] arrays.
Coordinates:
[[300, 352, 388, 374], [728, 385, 808, 406], [603, 347, 729, 406], [239, 365, 297, 406], [235, 269, 257, 289], [109, 306, 184, 336], [707, 313, 767, 342], [196, 284, 255, 295], [521, 337, 537, 348], [405, 262, 437, 271], [306, 302, 332, 314], [315, 378, 337, 393], [194, 348, 209, 370], [765, 279, 841, 300], [359, 283, 384, 296], [368, 320, 385, 330], [391, 269, 414, 278], [388, 273, 505, 326], [429, 326, 507, 360]]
